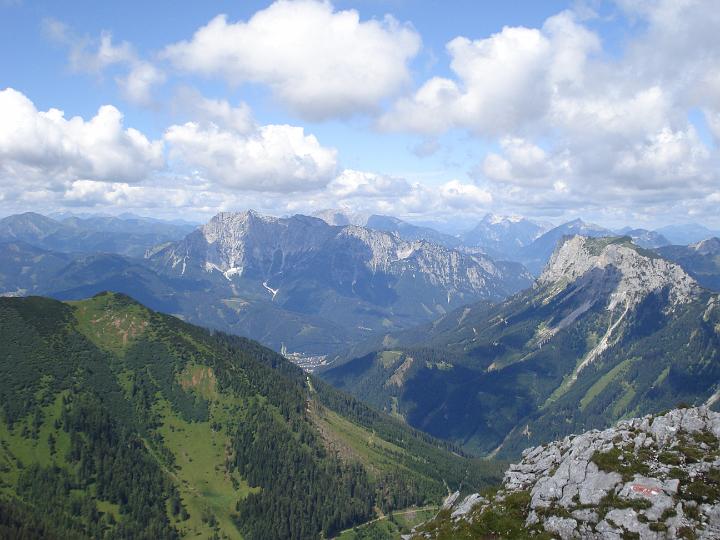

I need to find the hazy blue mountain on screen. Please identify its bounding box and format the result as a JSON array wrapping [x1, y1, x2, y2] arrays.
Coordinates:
[[314, 209, 461, 247], [518, 219, 612, 274], [0, 211, 532, 358], [461, 214, 551, 259], [655, 223, 720, 245], [0, 241, 184, 312], [657, 237, 720, 291], [0, 241, 71, 296], [0, 212, 195, 257], [616, 227, 671, 248], [0, 212, 66, 242], [365, 214, 461, 248], [321, 236, 720, 458], [312, 208, 369, 226], [61, 214, 196, 236]]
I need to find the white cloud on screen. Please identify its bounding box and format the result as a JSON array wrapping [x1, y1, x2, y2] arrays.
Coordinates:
[[437, 180, 492, 209], [0, 88, 164, 187], [44, 19, 164, 105], [44, 19, 134, 73], [705, 110, 720, 143], [117, 61, 166, 105], [320, 172, 491, 217], [63, 180, 137, 206], [380, 11, 599, 134], [164, 122, 338, 192], [329, 169, 411, 198], [380, 2, 720, 223], [482, 137, 550, 185], [163, 1, 420, 119], [173, 88, 254, 134]]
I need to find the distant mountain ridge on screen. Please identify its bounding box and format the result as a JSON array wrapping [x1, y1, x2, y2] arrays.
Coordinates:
[[656, 237, 720, 291], [147, 210, 532, 354], [0, 210, 533, 358], [461, 213, 552, 259], [617, 227, 671, 248], [0, 211, 195, 257], [313, 209, 461, 247], [321, 235, 720, 458]]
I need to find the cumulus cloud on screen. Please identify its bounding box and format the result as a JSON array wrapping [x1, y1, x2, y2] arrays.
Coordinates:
[[163, 0, 420, 119], [44, 18, 165, 105], [63, 180, 137, 206], [481, 137, 551, 185], [380, 11, 599, 135], [330, 169, 412, 198], [437, 180, 492, 209], [164, 122, 338, 192], [318, 171, 491, 218], [173, 88, 255, 134], [117, 61, 166, 105], [379, 1, 720, 222], [0, 88, 164, 188]]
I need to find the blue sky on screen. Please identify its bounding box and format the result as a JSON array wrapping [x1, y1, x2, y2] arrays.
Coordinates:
[[1, 0, 719, 229]]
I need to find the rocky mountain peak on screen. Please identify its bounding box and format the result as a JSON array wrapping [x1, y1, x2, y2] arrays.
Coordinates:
[[150, 211, 531, 302], [482, 213, 525, 225], [539, 235, 698, 309], [692, 237, 720, 256], [426, 407, 720, 539], [200, 210, 275, 241]]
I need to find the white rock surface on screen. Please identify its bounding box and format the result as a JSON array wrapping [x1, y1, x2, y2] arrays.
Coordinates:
[[436, 407, 720, 540], [539, 235, 699, 311]]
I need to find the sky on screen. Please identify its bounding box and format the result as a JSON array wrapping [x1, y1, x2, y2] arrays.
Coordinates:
[[1, 0, 719, 230]]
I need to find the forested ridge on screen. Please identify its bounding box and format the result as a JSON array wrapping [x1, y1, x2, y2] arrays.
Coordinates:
[[0, 292, 502, 539]]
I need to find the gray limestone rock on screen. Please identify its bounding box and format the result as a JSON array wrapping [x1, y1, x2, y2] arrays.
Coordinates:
[[426, 407, 720, 540], [543, 516, 579, 539]]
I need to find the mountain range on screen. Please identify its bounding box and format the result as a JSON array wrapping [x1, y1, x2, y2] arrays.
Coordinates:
[[460, 214, 552, 260], [146, 211, 532, 354], [0, 211, 534, 358], [321, 235, 720, 458], [2, 207, 720, 539], [3, 210, 719, 364], [0, 212, 195, 258]]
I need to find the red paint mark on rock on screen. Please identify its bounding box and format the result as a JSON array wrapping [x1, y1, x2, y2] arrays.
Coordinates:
[[631, 485, 662, 496]]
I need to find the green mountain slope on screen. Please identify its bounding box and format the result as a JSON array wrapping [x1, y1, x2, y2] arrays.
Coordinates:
[[0, 292, 501, 539], [321, 236, 720, 459]]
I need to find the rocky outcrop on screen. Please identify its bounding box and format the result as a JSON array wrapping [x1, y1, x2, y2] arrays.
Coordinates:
[[418, 407, 720, 539], [539, 236, 699, 310]]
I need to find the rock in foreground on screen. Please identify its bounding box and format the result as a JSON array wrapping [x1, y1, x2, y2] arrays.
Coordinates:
[[413, 407, 720, 539]]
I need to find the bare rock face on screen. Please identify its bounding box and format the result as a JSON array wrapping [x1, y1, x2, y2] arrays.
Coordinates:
[[150, 210, 531, 299], [419, 407, 720, 539], [539, 236, 699, 311]]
